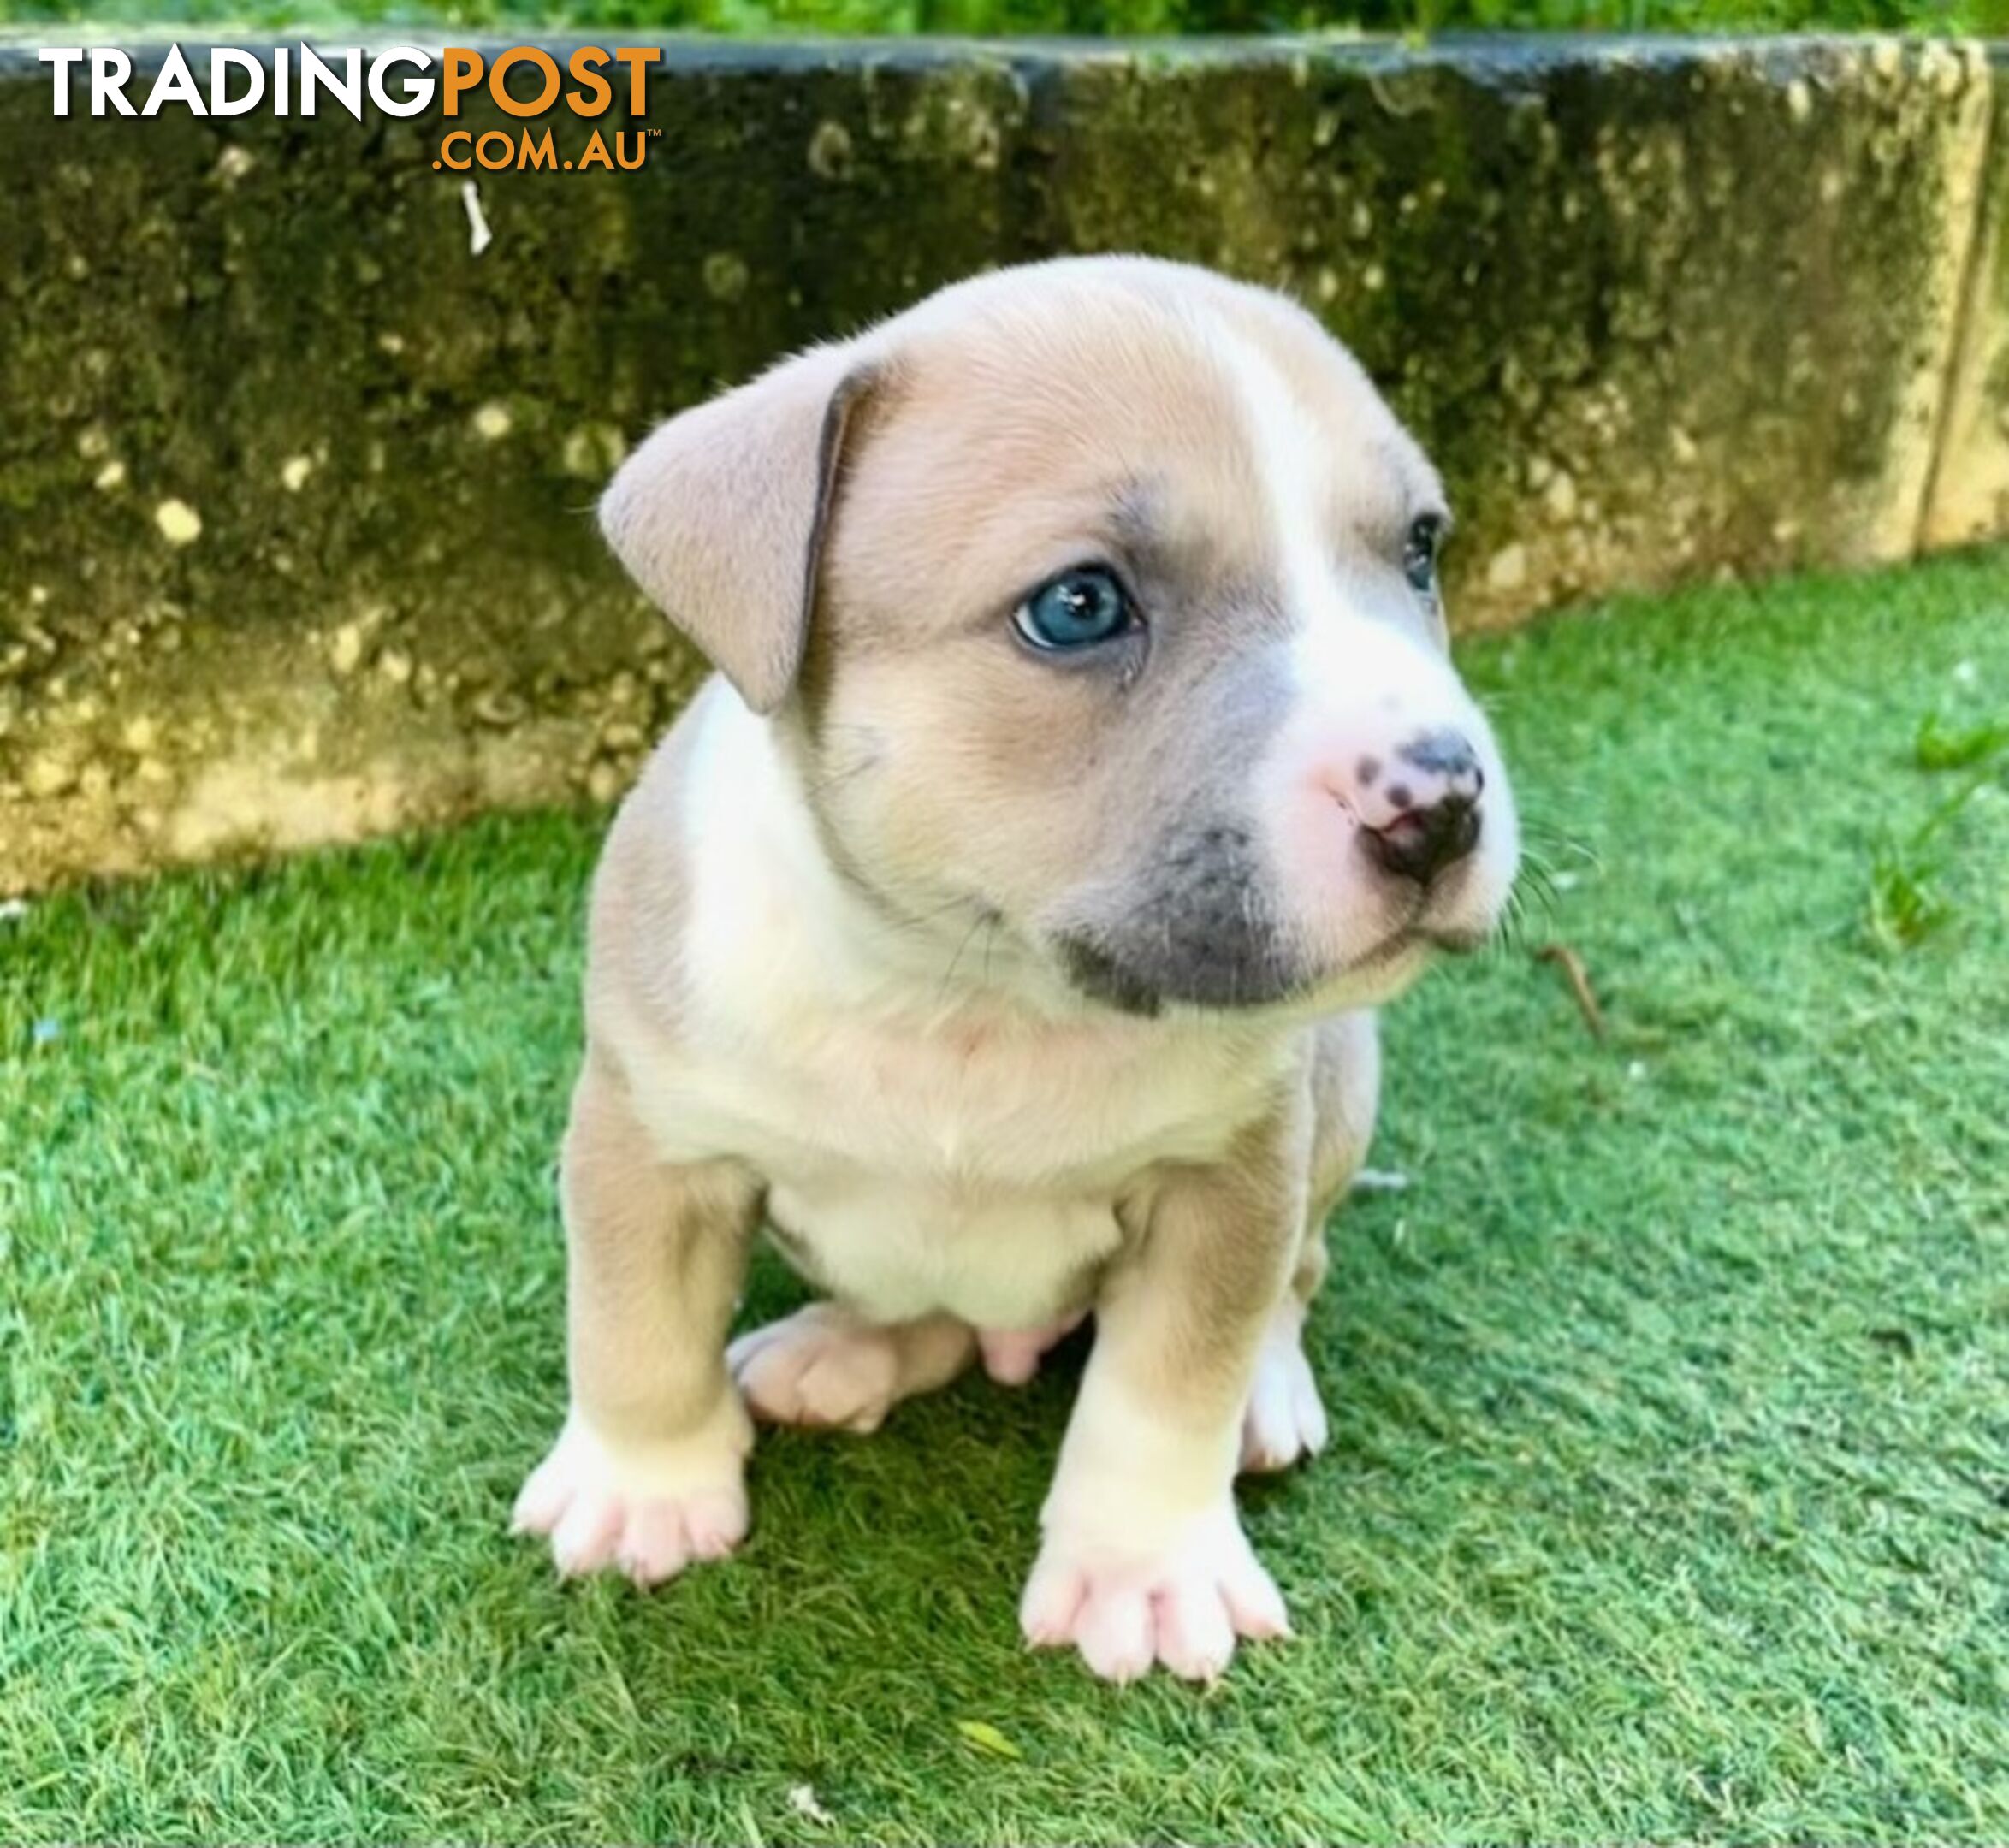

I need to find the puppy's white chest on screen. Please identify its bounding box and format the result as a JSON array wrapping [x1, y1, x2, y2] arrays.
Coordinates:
[[632, 1018, 1258, 1325], [614, 693, 1284, 1326], [766, 1173, 1119, 1328]]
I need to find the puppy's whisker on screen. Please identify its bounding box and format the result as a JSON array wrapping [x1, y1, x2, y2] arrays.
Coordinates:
[[1508, 873, 1559, 930], [1518, 822, 1599, 871], [879, 891, 984, 939], [802, 755, 881, 803], [1490, 888, 1533, 958], [1515, 862, 1561, 909], [937, 908, 993, 1004]]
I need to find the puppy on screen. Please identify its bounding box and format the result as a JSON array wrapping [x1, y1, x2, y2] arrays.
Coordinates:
[[512, 257, 1518, 1683]]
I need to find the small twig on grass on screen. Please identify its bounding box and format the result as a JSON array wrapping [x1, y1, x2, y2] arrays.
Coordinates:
[[787, 1786, 835, 1826], [1536, 942, 1606, 1041]]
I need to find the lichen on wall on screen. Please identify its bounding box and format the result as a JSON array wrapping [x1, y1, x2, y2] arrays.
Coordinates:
[[1047, 36, 1989, 624], [0, 34, 1996, 893]]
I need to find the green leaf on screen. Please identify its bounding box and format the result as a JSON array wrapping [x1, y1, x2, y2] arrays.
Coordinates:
[[955, 1721, 1023, 1760], [1914, 711, 2009, 772]]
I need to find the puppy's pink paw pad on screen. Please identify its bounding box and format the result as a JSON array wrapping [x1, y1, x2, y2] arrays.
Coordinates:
[[545, 1488, 623, 1576], [513, 1416, 749, 1588], [1019, 1512, 1289, 1684], [682, 1488, 751, 1561]]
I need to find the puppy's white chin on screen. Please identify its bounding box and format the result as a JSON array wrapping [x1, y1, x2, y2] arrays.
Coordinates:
[[1295, 937, 1437, 1014]]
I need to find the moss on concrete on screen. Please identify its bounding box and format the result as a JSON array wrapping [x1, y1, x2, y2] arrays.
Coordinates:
[[0, 35, 1995, 891], [0, 40, 1042, 890], [1049, 36, 1988, 621]]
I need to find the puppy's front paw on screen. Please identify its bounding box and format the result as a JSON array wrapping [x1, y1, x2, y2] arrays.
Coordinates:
[[512, 1402, 750, 1588], [1240, 1312, 1328, 1474], [1019, 1504, 1289, 1684]]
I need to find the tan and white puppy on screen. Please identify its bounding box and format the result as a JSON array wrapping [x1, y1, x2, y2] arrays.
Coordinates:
[[512, 256, 1518, 1683]]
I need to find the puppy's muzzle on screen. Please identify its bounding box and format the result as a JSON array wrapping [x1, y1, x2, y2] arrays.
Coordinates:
[[1354, 729, 1485, 888]]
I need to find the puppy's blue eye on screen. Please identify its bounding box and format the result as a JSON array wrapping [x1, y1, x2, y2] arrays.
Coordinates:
[[1403, 515, 1444, 595], [1015, 566, 1135, 651]]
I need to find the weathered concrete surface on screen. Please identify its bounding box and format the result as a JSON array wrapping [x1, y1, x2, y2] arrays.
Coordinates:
[[1923, 45, 2009, 549], [1053, 36, 1989, 613], [0, 33, 1996, 893]]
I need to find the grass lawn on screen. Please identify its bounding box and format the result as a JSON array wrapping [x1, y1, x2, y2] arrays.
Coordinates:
[[3, 550, 2006, 1845]]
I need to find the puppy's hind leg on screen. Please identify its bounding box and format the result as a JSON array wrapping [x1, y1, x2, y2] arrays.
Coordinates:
[[730, 1304, 977, 1434], [1240, 1010, 1379, 1475]]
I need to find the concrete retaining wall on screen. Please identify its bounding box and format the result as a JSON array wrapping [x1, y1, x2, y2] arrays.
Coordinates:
[[0, 32, 2000, 892]]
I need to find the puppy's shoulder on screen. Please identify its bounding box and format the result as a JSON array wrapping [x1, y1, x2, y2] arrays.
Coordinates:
[[583, 677, 727, 1058]]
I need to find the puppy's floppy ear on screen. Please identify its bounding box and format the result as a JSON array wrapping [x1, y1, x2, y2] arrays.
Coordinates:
[[599, 344, 878, 714]]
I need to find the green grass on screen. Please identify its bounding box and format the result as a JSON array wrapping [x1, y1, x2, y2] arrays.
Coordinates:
[[3, 550, 2007, 1845]]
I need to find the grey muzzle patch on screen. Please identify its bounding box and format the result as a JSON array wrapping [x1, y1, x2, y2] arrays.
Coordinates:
[[1056, 816, 1307, 1014], [1050, 631, 1308, 1014]]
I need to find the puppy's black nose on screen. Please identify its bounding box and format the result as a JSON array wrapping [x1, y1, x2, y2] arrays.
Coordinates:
[[1367, 791, 1480, 883], [1363, 730, 1484, 885]]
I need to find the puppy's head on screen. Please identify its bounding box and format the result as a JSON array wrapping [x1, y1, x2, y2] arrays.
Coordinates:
[[602, 257, 1518, 1016]]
